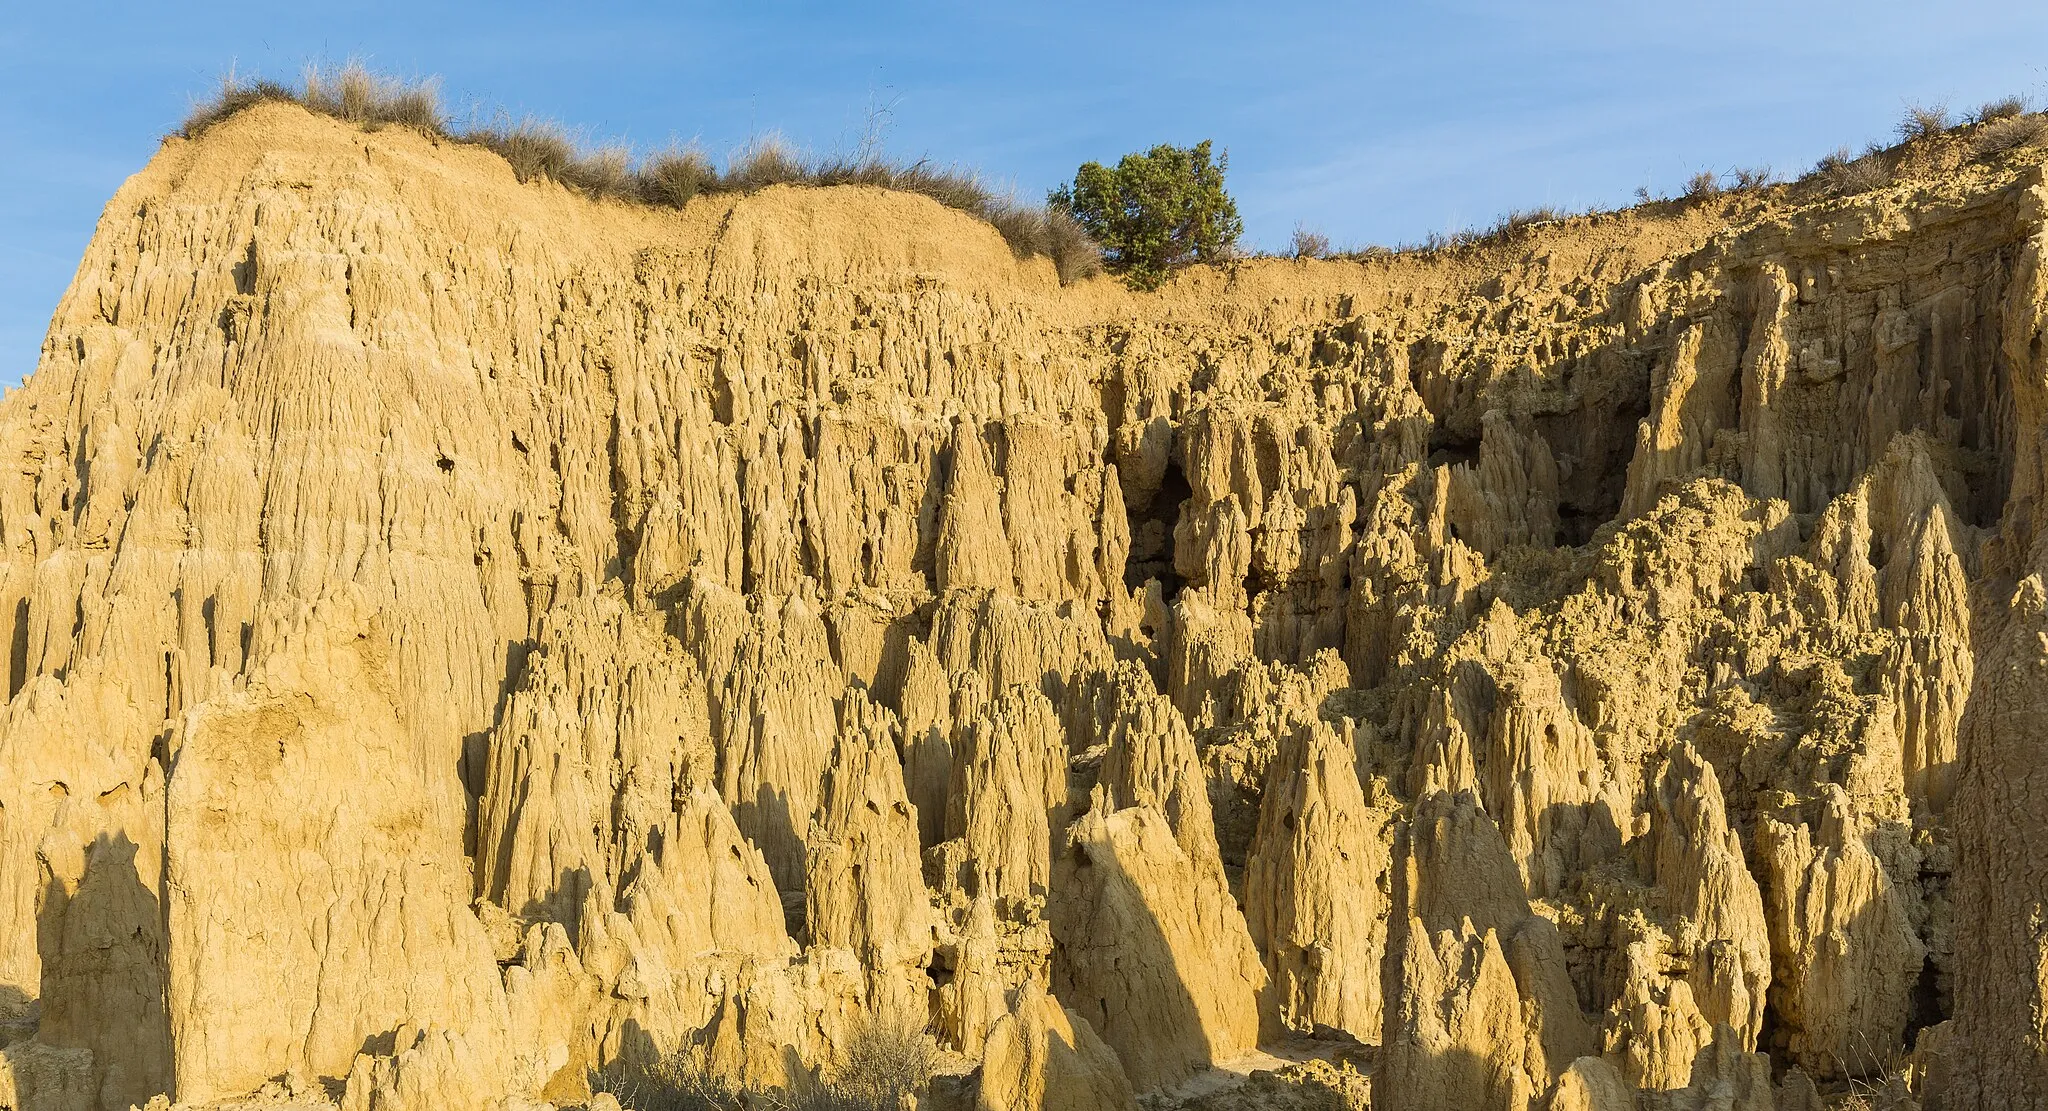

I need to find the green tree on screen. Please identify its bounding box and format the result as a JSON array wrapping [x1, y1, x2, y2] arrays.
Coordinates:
[[1049, 140, 1242, 289]]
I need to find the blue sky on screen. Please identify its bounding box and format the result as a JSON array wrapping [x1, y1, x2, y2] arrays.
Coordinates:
[[7, 1, 2048, 384]]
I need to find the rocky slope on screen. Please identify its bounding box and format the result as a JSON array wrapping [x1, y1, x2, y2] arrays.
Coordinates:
[[0, 100, 2045, 1111]]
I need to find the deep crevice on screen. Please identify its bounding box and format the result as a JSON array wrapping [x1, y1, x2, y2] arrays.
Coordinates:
[[1905, 954, 1945, 1048], [1123, 459, 1191, 602], [1424, 425, 1480, 470]]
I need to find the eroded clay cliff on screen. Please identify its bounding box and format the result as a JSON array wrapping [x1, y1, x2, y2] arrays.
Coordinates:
[[1, 99, 2046, 1111]]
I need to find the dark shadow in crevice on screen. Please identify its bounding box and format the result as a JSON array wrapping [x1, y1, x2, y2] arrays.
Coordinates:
[[1904, 953, 1944, 1049], [1123, 460, 1191, 601], [35, 833, 172, 1109], [1424, 425, 1480, 470], [466, 636, 539, 892], [9, 597, 28, 700]]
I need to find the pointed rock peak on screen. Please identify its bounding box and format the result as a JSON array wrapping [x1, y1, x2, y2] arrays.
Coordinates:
[[935, 884, 1009, 1058], [943, 680, 1065, 906], [1550, 1056, 1633, 1111], [1376, 917, 1534, 1111], [1654, 741, 1734, 849], [1049, 790, 1264, 1094], [937, 418, 1015, 593], [1882, 495, 1971, 634], [1410, 687, 1480, 798], [976, 979, 1138, 1111], [831, 685, 903, 771], [898, 638, 949, 733], [1404, 789, 1531, 939], [808, 686, 932, 1018], [1096, 675, 1213, 852], [1245, 718, 1390, 1042], [625, 786, 795, 964], [1756, 780, 1923, 1078], [1650, 741, 1770, 1049], [1676, 1023, 1775, 1111]]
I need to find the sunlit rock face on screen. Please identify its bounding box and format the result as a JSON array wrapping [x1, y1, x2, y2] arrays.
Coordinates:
[[3, 99, 2047, 1111]]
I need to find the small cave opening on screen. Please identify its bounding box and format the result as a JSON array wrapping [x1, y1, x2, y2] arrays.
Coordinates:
[[1542, 369, 1654, 545], [781, 890, 809, 946], [1123, 459, 1192, 601], [231, 239, 257, 296], [1424, 424, 1481, 470], [1904, 954, 1946, 1048], [1555, 503, 1596, 547], [1756, 998, 1783, 1063]]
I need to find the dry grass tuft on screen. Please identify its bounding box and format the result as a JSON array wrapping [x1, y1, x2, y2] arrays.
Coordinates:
[[1898, 102, 1953, 143], [1972, 95, 2028, 124], [474, 119, 576, 183], [592, 1048, 749, 1111], [884, 162, 991, 212], [177, 67, 1102, 282], [567, 145, 638, 199], [1490, 207, 1565, 239], [984, 203, 1049, 255], [1971, 114, 2048, 158], [301, 63, 445, 131], [813, 1013, 937, 1111], [638, 148, 718, 208], [1042, 208, 1105, 283], [1816, 146, 1894, 195], [1395, 205, 1573, 256], [981, 199, 1102, 281], [181, 75, 301, 138], [1727, 166, 1775, 191], [591, 1015, 936, 1111], [724, 135, 810, 190], [1290, 225, 1331, 260]]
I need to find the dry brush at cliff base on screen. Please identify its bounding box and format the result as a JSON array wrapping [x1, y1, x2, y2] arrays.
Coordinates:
[[4, 89, 2048, 1111]]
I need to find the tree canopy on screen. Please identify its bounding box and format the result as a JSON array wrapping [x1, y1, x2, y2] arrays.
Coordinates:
[[1050, 140, 1242, 289]]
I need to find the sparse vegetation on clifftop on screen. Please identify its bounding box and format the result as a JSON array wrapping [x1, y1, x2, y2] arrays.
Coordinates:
[[181, 63, 1104, 284]]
